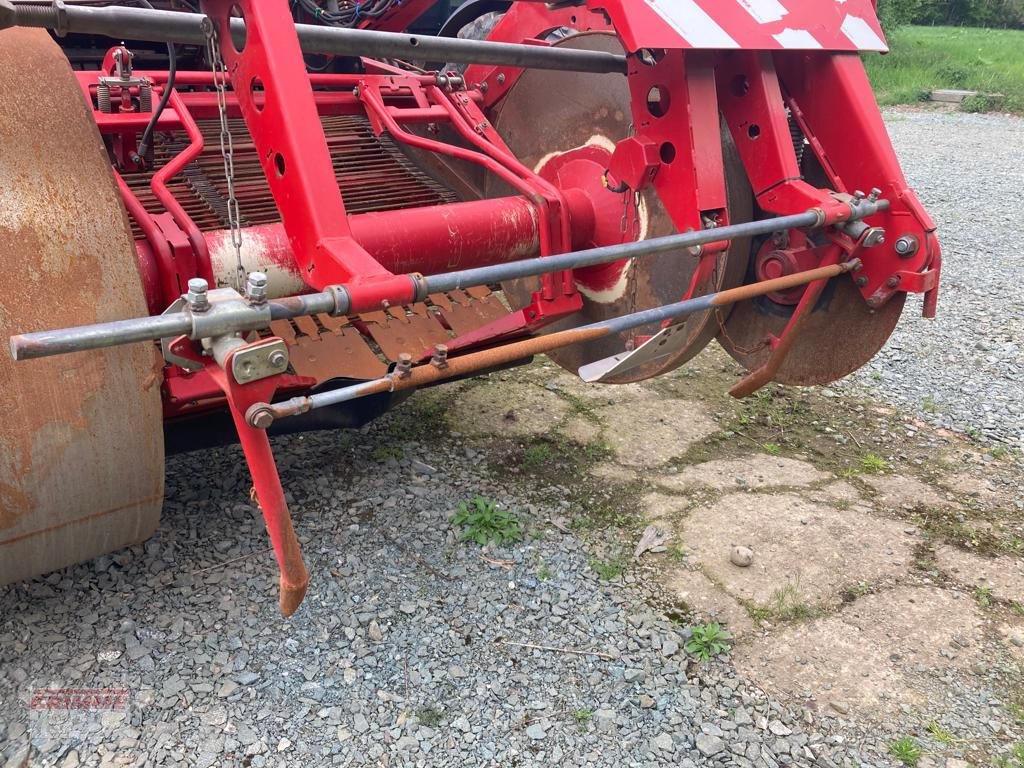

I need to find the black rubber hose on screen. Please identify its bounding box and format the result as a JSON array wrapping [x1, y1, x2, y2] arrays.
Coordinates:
[[133, 0, 176, 165]]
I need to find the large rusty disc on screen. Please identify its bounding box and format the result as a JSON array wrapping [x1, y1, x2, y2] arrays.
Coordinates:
[[488, 32, 753, 383], [718, 152, 906, 386], [717, 272, 906, 385], [0, 29, 164, 584]]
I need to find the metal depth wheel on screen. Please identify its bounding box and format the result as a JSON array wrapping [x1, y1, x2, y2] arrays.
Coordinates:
[[0, 29, 165, 585], [716, 154, 906, 386]]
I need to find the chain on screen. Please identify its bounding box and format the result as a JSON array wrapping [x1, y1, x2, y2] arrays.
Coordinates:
[[205, 23, 245, 292], [617, 123, 642, 244]]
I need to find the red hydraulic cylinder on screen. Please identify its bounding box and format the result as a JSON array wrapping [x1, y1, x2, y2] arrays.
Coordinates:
[[195, 192, 599, 299]]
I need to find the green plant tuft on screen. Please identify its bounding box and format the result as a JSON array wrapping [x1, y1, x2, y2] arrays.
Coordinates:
[[888, 737, 922, 767], [451, 496, 523, 547], [684, 622, 732, 661]]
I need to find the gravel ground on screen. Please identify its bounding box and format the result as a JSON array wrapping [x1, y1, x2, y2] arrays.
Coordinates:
[[2, 111, 1021, 768], [2, 426, 905, 768], [841, 108, 1024, 449]]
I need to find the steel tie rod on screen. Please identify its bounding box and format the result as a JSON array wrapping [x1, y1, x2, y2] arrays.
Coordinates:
[[252, 259, 863, 426], [0, 1, 628, 74], [7, 201, 888, 362]]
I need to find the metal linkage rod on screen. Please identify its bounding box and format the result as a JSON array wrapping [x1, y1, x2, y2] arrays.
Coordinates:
[[252, 260, 862, 426], [7, 201, 888, 362], [0, 1, 628, 74]]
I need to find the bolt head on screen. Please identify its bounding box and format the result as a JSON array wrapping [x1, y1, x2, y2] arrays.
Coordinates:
[[252, 410, 273, 429], [246, 272, 269, 304], [185, 278, 210, 311], [0, 1, 17, 31], [268, 350, 287, 368]]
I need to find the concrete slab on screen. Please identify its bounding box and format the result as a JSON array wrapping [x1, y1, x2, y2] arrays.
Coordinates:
[[862, 474, 947, 509], [656, 455, 830, 493], [597, 396, 719, 468], [934, 545, 1024, 603], [666, 568, 756, 637], [682, 493, 913, 606], [738, 587, 985, 717]]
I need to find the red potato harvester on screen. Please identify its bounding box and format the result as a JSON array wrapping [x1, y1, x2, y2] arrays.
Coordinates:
[[0, 0, 940, 614]]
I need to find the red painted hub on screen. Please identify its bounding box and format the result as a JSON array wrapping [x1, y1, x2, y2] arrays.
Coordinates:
[[754, 230, 820, 305], [536, 143, 631, 295]]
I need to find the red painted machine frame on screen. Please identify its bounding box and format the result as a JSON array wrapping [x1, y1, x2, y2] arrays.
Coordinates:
[[69, 0, 941, 614]]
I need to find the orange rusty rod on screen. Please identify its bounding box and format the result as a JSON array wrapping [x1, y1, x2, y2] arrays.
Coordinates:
[[250, 259, 861, 427], [728, 248, 844, 399]]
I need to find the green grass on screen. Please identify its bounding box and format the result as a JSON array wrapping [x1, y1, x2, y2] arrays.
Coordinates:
[[888, 736, 922, 767], [450, 496, 523, 547], [864, 26, 1024, 114], [684, 622, 732, 661], [859, 453, 890, 474]]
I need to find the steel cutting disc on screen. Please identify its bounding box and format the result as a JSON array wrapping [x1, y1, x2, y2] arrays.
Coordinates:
[[487, 32, 753, 383], [717, 272, 906, 386], [717, 151, 906, 386]]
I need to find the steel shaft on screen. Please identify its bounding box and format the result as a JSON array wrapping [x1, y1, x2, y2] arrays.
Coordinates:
[[7, 202, 888, 362], [0, 2, 628, 74]]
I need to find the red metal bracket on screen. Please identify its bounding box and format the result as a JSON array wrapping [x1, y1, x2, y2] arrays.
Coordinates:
[[198, 0, 411, 302], [168, 334, 309, 616]]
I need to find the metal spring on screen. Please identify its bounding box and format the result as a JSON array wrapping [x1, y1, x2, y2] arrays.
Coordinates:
[[139, 82, 153, 114], [787, 109, 806, 167], [96, 82, 111, 113]]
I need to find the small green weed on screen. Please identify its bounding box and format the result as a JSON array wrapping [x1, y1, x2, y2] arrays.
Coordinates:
[[993, 743, 1024, 768], [684, 622, 731, 661], [522, 441, 552, 471], [860, 453, 890, 474], [415, 707, 445, 727], [537, 563, 552, 581], [925, 719, 956, 745], [572, 708, 594, 723], [762, 443, 782, 456], [451, 496, 523, 547], [588, 555, 626, 581], [975, 583, 994, 608], [371, 445, 405, 462], [922, 395, 939, 414], [747, 582, 820, 623], [888, 737, 922, 767]]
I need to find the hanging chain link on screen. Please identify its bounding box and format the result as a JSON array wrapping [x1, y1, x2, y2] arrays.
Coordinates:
[[205, 22, 246, 292], [617, 123, 641, 243]]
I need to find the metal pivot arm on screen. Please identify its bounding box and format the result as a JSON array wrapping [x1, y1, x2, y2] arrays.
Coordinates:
[[9, 202, 889, 363]]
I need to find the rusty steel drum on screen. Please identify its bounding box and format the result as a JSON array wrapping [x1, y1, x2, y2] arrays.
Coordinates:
[[0, 29, 164, 585], [489, 32, 753, 383]]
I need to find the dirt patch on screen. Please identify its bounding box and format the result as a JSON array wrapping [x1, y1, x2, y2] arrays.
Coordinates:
[[737, 586, 986, 717], [445, 381, 570, 437], [597, 395, 718, 468], [681, 493, 915, 607], [561, 416, 601, 445], [862, 473, 948, 510], [590, 462, 638, 484], [656, 454, 830, 493], [640, 492, 689, 524], [665, 568, 755, 637], [934, 545, 1024, 602]]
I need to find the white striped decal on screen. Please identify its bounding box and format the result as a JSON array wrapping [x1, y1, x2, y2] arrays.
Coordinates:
[[646, 0, 740, 48], [737, 0, 789, 24], [840, 14, 888, 50], [772, 28, 822, 49]]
